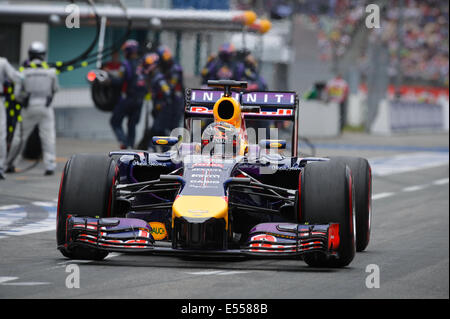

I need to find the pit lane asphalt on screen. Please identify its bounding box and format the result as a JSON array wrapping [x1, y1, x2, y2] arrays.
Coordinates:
[[0, 133, 448, 299]]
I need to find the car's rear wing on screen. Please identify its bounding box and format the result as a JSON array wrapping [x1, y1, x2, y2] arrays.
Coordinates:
[[185, 88, 298, 120], [184, 88, 299, 156]]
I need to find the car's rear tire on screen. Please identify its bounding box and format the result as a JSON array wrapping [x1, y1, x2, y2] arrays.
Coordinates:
[[300, 160, 356, 267], [57, 154, 117, 260], [329, 156, 372, 252]]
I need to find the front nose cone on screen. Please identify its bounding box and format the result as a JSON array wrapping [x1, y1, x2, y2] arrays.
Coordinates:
[[172, 196, 229, 249], [172, 196, 228, 228]]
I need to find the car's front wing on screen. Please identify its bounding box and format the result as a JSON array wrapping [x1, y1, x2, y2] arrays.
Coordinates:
[[62, 217, 340, 258]]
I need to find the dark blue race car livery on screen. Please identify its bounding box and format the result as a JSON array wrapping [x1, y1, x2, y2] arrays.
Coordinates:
[[57, 80, 372, 267]]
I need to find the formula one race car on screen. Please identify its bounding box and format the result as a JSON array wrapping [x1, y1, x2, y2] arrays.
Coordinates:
[[57, 80, 372, 267]]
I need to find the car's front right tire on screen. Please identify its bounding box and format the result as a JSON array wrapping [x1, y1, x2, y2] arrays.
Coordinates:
[[57, 154, 117, 260]]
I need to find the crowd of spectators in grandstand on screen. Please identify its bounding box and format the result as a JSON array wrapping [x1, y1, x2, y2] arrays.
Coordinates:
[[381, 0, 449, 87], [313, 2, 364, 63], [297, 0, 448, 87]]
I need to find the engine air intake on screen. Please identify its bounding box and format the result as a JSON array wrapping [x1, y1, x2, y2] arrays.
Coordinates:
[[217, 99, 235, 120]]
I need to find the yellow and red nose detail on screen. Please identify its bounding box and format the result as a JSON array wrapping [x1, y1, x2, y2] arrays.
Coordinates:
[[172, 196, 228, 230]]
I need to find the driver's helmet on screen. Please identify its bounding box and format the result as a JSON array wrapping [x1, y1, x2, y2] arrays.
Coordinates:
[[201, 121, 241, 157]]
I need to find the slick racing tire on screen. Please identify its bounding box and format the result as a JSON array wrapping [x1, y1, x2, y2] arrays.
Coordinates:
[[91, 81, 120, 112], [57, 154, 117, 260], [329, 157, 372, 252], [300, 160, 356, 267]]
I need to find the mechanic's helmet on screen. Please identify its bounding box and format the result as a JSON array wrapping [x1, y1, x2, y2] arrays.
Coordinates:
[[244, 54, 258, 71], [201, 121, 241, 157], [156, 45, 174, 68], [121, 39, 139, 57], [218, 43, 235, 62], [142, 53, 160, 75], [28, 41, 46, 61]]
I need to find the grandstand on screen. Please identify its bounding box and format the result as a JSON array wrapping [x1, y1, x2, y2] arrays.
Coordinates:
[[296, 0, 449, 88]]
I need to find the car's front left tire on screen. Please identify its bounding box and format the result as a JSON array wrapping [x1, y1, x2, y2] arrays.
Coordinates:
[[299, 159, 356, 267]]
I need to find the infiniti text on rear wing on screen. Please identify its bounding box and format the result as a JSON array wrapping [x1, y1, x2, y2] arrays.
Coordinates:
[[184, 89, 298, 120]]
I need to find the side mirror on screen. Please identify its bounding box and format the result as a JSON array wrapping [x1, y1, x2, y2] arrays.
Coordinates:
[[259, 139, 287, 149], [152, 136, 179, 146]]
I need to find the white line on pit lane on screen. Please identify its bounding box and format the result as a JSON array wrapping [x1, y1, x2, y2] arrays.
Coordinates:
[[0, 211, 27, 228], [49, 253, 123, 270], [0, 203, 56, 239], [0, 277, 19, 284], [433, 178, 449, 185], [1, 281, 51, 286], [57, 252, 122, 265], [0, 276, 51, 286], [369, 152, 449, 177], [372, 177, 448, 201], [372, 192, 395, 200], [31, 201, 57, 207], [402, 184, 429, 192], [0, 217, 56, 237], [185, 270, 250, 276], [0, 205, 21, 210]]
